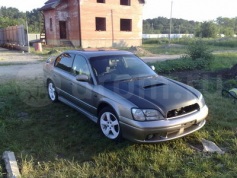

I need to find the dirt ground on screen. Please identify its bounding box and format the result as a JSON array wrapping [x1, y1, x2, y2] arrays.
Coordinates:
[[0, 48, 45, 83], [167, 64, 237, 85]]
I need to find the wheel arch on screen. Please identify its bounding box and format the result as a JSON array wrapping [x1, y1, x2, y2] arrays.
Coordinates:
[[46, 78, 56, 90], [97, 101, 123, 141], [97, 101, 120, 123], [46, 78, 53, 85]]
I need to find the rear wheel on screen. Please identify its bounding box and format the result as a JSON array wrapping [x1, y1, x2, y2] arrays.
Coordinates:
[[99, 107, 122, 141], [47, 81, 58, 102]]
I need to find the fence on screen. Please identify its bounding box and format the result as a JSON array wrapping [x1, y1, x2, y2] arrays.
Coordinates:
[[142, 34, 194, 39], [0, 25, 28, 51]]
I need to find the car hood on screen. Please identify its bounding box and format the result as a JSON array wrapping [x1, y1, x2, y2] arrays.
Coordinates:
[[103, 76, 201, 116]]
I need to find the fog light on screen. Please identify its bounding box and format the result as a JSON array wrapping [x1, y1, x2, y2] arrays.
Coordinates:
[[147, 134, 155, 140]]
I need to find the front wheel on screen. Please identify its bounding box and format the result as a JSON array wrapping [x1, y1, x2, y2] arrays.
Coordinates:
[[99, 107, 122, 141], [47, 81, 58, 102]]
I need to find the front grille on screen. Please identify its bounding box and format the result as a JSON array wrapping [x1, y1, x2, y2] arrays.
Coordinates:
[[167, 103, 200, 118]]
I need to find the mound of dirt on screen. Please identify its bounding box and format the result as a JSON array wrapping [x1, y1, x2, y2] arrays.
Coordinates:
[[48, 49, 61, 55], [129, 46, 155, 56], [218, 64, 237, 79], [165, 64, 237, 85]]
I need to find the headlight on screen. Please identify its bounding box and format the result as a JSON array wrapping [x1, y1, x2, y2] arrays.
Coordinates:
[[132, 109, 164, 121]]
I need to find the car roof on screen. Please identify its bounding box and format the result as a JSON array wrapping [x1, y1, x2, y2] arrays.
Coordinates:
[[64, 50, 134, 58]]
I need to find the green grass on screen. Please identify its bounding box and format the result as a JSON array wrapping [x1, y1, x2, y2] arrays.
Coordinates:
[[151, 52, 237, 74], [142, 43, 187, 55], [152, 57, 208, 73], [209, 53, 237, 71], [142, 38, 237, 55], [1, 65, 237, 177], [0, 79, 236, 177]]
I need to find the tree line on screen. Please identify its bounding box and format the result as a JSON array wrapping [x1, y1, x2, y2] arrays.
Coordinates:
[[0, 6, 41, 33], [143, 16, 237, 37], [1, 6, 237, 38]]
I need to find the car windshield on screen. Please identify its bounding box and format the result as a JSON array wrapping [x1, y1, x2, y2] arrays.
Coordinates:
[[89, 54, 157, 84]]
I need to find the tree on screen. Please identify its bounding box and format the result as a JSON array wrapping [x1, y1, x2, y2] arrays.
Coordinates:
[[26, 9, 42, 33], [196, 21, 218, 38], [142, 17, 199, 34], [223, 28, 235, 37], [0, 6, 41, 33]]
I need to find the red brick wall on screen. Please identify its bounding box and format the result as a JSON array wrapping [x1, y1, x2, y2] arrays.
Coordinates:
[[80, 0, 144, 48], [44, 10, 58, 45], [44, 0, 144, 48]]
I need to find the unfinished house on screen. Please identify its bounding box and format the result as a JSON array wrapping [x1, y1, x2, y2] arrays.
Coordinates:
[[40, 0, 145, 48]]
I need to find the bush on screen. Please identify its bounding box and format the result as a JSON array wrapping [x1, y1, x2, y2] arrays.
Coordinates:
[[185, 40, 214, 61], [142, 38, 169, 45]]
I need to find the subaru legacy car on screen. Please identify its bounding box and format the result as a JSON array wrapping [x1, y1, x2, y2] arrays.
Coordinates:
[[43, 50, 208, 143]]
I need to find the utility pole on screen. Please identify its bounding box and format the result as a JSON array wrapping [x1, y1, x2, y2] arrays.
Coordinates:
[[26, 20, 30, 53], [111, 9, 114, 47], [169, 1, 173, 44]]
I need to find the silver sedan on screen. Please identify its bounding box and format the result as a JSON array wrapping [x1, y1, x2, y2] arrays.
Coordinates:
[[43, 50, 208, 143]]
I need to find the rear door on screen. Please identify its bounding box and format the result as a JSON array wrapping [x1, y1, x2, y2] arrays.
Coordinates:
[[53, 52, 75, 101]]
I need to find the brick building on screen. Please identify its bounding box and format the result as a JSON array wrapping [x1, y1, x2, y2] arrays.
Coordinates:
[[40, 0, 145, 48]]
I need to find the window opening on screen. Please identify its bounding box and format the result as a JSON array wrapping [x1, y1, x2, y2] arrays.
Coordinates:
[[120, 19, 132, 31], [96, 17, 106, 31]]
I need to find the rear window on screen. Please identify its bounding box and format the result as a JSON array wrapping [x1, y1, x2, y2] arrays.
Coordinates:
[[55, 53, 75, 72]]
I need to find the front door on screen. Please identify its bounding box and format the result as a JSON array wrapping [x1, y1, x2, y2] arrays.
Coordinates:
[[71, 55, 97, 115], [59, 21, 67, 39]]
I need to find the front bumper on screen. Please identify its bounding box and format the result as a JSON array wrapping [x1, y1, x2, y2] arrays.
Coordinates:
[[120, 105, 208, 143]]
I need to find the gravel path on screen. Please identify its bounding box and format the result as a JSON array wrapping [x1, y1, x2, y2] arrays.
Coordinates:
[[0, 48, 45, 83], [0, 48, 44, 64], [141, 55, 181, 63]]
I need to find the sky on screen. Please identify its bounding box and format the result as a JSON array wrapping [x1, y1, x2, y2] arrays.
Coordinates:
[[0, 0, 236, 22]]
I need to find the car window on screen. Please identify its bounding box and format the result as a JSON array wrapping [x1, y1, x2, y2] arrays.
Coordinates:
[[90, 54, 157, 83], [55, 53, 75, 72], [72, 55, 90, 76]]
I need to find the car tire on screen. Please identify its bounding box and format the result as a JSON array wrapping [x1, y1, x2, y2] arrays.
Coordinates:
[[99, 107, 122, 141], [47, 80, 58, 102]]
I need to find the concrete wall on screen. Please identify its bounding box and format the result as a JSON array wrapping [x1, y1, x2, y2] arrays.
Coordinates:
[[28, 34, 41, 41], [142, 34, 194, 39]]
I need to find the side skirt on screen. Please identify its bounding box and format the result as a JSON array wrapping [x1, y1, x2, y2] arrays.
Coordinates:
[[58, 96, 98, 123]]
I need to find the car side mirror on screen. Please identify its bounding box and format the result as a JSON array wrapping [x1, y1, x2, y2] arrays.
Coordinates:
[[151, 65, 156, 71], [76, 74, 90, 82]]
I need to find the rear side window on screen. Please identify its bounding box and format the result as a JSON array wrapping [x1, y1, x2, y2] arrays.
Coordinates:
[[55, 53, 75, 72]]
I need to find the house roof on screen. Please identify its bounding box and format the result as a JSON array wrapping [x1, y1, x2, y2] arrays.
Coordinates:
[[139, 0, 146, 3], [40, 0, 145, 11], [40, 0, 61, 11]]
